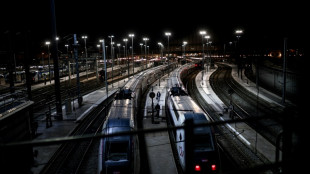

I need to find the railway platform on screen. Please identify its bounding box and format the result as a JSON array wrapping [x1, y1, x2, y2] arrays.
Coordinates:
[[30, 64, 152, 173], [31, 76, 129, 173], [195, 63, 286, 164], [143, 74, 178, 174]]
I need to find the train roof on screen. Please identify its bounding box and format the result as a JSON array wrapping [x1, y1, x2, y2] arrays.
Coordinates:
[[103, 118, 133, 135], [171, 95, 202, 113], [106, 118, 130, 128], [109, 99, 133, 118], [184, 113, 212, 135], [184, 113, 209, 123], [103, 99, 135, 131], [115, 89, 133, 100]]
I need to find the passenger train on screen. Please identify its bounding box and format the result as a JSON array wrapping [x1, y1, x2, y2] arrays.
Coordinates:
[[98, 63, 176, 174], [167, 64, 219, 173]]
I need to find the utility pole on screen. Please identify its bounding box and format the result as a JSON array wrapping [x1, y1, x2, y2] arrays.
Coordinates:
[[282, 38, 287, 104], [73, 34, 83, 107], [102, 39, 108, 97], [50, 0, 62, 119]]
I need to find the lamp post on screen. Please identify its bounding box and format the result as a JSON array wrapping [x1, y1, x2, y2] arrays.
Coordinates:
[[235, 29, 243, 78], [235, 29, 243, 42], [41, 52, 44, 68], [109, 35, 114, 87], [165, 32, 171, 57], [123, 38, 129, 77], [183, 41, 187, 63], [205, 35, 210, 70], [123, 46, 125, 59], [82, 35, 88, 80], [108, 35, 114, 60], [101, 39, 108, 97], [165, 32, 171, 60], [158, 42, 164, 59], [140, 43, 143, 59], [117, 43, 121, 75], [96, 44, 101, 82], [99, 39, 104, 77], [55, 37, 59, 58], [97, 44, 101, 56], [199, 30, 206, 70], [143, 37, 149, 70], [45, 41, 51, 84], [81, 36, 88, 57], [65, 44, 69, 58], [165, 32, 171, 75], [129, 34, 134, 74]]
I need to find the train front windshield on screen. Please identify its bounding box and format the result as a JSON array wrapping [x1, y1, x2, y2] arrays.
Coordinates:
[[193, 133, 214, 151], [105, 141, 129, 161]]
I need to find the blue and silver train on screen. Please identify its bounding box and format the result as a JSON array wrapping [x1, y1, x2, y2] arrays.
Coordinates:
[[167, 64, 219, 173], [98, 64, 175, 174]]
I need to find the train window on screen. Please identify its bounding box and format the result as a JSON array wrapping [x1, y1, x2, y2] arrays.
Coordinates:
[[193, 133, 213, 151], [105, 141, 128, 161]]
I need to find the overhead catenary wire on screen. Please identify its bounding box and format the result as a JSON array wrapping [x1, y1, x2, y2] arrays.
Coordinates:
[[0, 114, 279, 148]]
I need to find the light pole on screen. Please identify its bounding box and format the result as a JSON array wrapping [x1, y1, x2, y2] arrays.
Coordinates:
[[123, 38, 129, 77], [205, 35, 210, 70], [109, 35, 114, 87], [55, 37, 59, 58], [165, 32, 171, 60], [117, 43, 121, 75], [65, 44, 69, 58], [199, 30, 206, 70], [82, 35, 88, 80], [82, 36, 88, 57], [140, 43, 143, 59], [235, 29, 243, 78], [97, 44, 101, 56], [183, 41, 187, 63], [41, 52, 44, 68], [147, 46, 150, 66], [165, 32, 171, 75], [108, 35, 114, 60], [101, 39, 108, 97], [129, 34, 134, 74], [158, 42, 164, 59], [235, 29, 243, 42], [45, 41, 51, 84], [96, 44, 100, 83], [99, 39, 104, 76], [143, 37, 149, 70]]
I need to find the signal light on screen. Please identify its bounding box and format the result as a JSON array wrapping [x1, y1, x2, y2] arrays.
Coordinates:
[[195, 165, 201, 171], [211, 164, 216, 171]]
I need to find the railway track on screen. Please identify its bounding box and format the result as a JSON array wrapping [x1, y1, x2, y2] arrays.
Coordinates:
[[40, 65, 175, 174], [40, 92, 115, 174], [30, 70, 127, 116], [209, 64, 284, 146], [183, 68, 270, 172]]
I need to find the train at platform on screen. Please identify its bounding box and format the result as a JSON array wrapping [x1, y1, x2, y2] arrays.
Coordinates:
[[167, 65, 219, 173], [98, 63, 176, 174]]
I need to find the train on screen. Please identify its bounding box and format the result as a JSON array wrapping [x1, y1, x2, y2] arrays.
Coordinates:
[[98, 63, 176, 174], [167, 64, 219, 173], [99, 66, 122, 82]]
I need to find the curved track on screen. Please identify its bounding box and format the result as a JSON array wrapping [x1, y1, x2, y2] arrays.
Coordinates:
[[209, 64, 283, 146], [183, 67, 271, 172]]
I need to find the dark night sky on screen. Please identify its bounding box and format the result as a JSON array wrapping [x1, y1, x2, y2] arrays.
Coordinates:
[[1, 0, 307, 53]]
